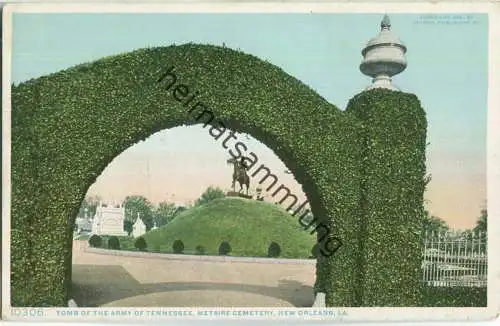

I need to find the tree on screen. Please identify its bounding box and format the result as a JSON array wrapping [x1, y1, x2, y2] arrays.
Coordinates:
[[473, 208, 487, 236], [123, 195, 154, 231], [153, 201, 178, 228], [423, 210, 449, 236], [123, 220, 133, 236], [473, 207, 487, 250], [194, 186, 225, 206]]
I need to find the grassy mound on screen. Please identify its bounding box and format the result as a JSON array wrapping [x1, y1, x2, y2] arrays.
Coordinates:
[[143, 197, 316, 258]]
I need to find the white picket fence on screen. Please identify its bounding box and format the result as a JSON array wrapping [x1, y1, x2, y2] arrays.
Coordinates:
[[422, 230, 487, 287]]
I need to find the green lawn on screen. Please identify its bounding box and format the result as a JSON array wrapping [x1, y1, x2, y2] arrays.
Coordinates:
[[92, 197, 316, 259]]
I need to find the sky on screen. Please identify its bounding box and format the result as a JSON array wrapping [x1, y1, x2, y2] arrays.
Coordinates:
[[10, 12, 488, 229]]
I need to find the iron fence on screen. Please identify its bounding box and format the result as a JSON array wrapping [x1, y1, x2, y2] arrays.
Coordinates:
[[422, 230, 487, 287]]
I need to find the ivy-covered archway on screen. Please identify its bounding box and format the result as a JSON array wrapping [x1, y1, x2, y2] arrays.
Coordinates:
[[10, 44, 426, 307]]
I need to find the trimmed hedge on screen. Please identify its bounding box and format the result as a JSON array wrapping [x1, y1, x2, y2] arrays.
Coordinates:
[[134, 237, 147, 251], [88, 235, 102, 248], [107, 236, 120, 250], [267, 241, 281, 258], [345, 89, 427, 306], [218, 241, 232, 256], [172, 240, 184, 254], [10, 43, 428, 307], [195, 245, 206, 255], [422, 286, 487, 307]]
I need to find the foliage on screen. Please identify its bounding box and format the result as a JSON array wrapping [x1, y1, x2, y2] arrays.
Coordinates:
[[194, 186, 225, 207], [134, 236, 148, 251], [195, 245, 206, 255], [422, 286, 487, 307], [174, 206, 187, 216], [423, 210, 449, 236], [10, 44, 425, 307], [153, 201, 178, 227], [124, 196, 154, 231], [172, 240, 185, 254], [345, 89, 427, 306], [88, 235, 102, 248], [267, 241, 281, 258], [218, 241, 232, 256], [123, 220, 133, 237], [473, 207, 487, 237], [143, 197, 315, 258], [107, 236, 120, 250]]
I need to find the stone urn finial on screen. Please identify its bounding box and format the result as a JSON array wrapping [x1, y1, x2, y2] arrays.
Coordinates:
[[381, 14, 391, 29], [360, 14, 407, 91]]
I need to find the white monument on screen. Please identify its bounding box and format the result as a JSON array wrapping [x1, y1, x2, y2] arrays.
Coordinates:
[[91, 201, 128, 236], [132, 213, 147, 238], [360, 14, 407, 90], [75, 207, 92, 234]]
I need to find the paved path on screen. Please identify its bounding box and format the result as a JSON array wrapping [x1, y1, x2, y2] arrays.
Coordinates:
[[71, 241, 316, 307]]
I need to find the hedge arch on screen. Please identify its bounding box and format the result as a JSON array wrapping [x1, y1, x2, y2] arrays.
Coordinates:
[[10, 44, 426, 307]]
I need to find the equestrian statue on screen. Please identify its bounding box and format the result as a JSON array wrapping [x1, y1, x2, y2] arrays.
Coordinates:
[[226, 156, 250, 195]]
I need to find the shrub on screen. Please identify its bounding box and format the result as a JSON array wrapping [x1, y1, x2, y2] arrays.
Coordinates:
[[107, 236, 120, 250], [88, 234, 102, 248], [172, 240, 184, 254], [195, 245, 206, 255], [267, 241, 281, 258], [134, 236, 148, 251], [153, 244, 161, 252], [218, 241, 232, 256]]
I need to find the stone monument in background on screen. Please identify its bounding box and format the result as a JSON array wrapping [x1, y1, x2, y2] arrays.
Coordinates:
[[75, 207, 93, 234], [132, 213, 147, 238], [91, 201, 128, 236]]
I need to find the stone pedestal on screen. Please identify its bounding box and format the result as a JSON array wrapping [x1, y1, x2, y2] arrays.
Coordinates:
[[226, 191, 253, 199]]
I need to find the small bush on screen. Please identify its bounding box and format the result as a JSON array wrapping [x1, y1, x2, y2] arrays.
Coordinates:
[[88, 234, 102, 248], [134, 236, 148, 251], [195, 245, 206, 255], [218, 241, 232, 256], [172, 240, 184, 254], [153, 244, 161, 252], [108, 236, 120, 250], [267, 241, 281, 258]]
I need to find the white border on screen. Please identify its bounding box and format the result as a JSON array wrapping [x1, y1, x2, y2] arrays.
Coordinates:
[[2, 1, 500, 322]]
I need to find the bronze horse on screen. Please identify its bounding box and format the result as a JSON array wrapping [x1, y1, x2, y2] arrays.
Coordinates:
[[226, 156, 250, 195]]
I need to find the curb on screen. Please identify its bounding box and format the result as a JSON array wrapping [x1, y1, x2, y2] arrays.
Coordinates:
[[84, 247, 317, 265], [312, 293, 326, 307]]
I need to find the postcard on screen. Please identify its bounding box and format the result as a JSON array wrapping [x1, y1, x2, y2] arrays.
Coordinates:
[[2, 1, 499, 323]]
